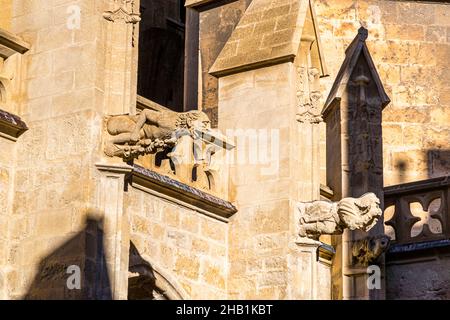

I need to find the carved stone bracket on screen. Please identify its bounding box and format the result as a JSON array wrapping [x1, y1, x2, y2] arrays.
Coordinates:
[[104, 108, 231, 160], [0, 108, 28, 141], [351, 234, 390, 267], [103, 108, 234, 194], [0, 28, 30, 60], [0, 29, 29, 141], [103, 0, 141, 24], [297, 193, 382, 241]]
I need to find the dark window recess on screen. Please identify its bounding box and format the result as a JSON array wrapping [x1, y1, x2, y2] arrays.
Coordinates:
[[138, 0, 187, 112]]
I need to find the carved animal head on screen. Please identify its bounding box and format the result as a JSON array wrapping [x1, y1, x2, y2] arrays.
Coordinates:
[[337, 193, 382, 232], [352, 234, 391, 266]]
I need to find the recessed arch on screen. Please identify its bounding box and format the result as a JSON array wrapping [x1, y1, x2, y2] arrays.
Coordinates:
[[128, 242, 188, 300]]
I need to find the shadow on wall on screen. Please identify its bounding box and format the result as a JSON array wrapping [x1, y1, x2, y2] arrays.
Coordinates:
[[427, 149, 450, 179], [22, 215, 184, 299], [392, 150, 450, 185], [128, 242, 158, 300], [24, 215, 111, 300], [128, 242, 185, 300], [394, 159, 408, 185]]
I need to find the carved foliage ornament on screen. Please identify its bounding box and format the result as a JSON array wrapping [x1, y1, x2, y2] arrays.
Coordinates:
[[103, 0, 141, 24], [297, 193, 382, 240]]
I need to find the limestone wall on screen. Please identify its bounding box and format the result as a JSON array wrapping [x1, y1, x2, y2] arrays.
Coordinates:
[[125, 187, 228, 299], [198, 0, 450, 187], [199, 0, 251, 126], [3, 0, 108, 299], [219, 63, 296, 299], [386, 247, 450, 299], [0, 0, 12, 31], [314, 0, 450, 186], [0, 0, 448, 301], [0, 138, 16, 299]]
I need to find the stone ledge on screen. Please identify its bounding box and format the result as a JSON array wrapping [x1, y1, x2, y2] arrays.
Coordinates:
[[185, 0, 218, 8], [131, 164, 237, 219], [0, 108, 28, 141], [384, 176, 450, 196], [388, 239, 450, 255], [0, 28, 30, 59], [320, 184, 334, 199], [318, 243, 335, 262]]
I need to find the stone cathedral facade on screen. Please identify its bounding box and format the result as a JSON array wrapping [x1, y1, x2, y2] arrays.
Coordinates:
[[0, 0, 449, 300]]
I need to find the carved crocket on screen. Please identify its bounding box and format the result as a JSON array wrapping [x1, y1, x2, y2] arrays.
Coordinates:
[[297, 193, 382, 240], [104, 108, 211, 159]]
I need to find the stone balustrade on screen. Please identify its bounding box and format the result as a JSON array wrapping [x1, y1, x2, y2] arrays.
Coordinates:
[[384, 176, 450, 245]]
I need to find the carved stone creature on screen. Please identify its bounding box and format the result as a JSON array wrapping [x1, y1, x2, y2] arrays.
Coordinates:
[[297, 193, 382, 240], [104, 109, 211, 159], [352, 234, 390, 266]]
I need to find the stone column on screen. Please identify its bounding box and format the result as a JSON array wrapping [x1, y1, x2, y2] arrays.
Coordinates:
[[103, 0, 141, 116], [287, 34, 330, 300], [93, 2, 141, 298], [95, 163, 133, 300], [295, 35, 322, 202], [288, 238, 334, 299]]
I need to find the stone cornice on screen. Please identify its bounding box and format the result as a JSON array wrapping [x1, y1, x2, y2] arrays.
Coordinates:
[[0, 28, 30, 59], [185, 0, 218, 8], [384, 176, 450, 196], [0, 108, 28, 141], [131, 164, 237, 219]]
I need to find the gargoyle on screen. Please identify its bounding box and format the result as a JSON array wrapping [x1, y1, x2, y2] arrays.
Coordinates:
[[104, 108, 211, 159], [297, 193, 382, 240], [352, 234, 390, 266]]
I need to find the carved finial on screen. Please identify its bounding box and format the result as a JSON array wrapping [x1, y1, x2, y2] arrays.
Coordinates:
[[297, 193, 382, 241], [358, 27, 369, 42]]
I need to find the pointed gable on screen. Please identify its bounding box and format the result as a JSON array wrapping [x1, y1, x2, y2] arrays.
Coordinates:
[[209, 0, 327, 77], [322, 27, 390, 116]]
